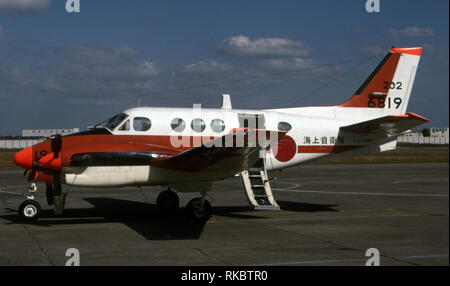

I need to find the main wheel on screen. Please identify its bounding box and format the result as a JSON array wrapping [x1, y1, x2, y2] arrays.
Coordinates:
[[185, 198, 212, 222], [156, 189, 179, 213], [19, 200, 41, 222]]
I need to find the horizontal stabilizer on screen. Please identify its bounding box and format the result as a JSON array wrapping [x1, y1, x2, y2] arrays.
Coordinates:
[[340, 112, 429, 135]]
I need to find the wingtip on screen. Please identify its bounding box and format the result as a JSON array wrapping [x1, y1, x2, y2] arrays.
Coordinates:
[[406, 112, 430, 122]]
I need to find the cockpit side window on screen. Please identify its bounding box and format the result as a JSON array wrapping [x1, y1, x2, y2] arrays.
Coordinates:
[[134, 117, 152, 131], [97, 113, 129, 131], [118, 119, 130, 131]]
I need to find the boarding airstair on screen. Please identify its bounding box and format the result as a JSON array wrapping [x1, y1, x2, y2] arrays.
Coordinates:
[[240, 156, 280, 210]]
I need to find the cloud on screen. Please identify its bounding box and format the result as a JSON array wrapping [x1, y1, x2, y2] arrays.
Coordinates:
[[258, 57, 314, 71], [0, 45, 160, 105], [219, 35, 310, 58], [184, 60, 232, 74], [0, 0, 52, 13], [389, 27, 436, 38], [60, 45, 159, 80]]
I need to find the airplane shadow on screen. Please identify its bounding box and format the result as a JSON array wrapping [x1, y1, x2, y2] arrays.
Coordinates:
[[277, 201, 338, 212], [0, 198, 338, 240], [1, 198, 206, 240]]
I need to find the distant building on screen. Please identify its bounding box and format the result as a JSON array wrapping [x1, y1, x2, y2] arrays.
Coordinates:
[[398, 127, 449, 145], [22, 128, 80, 138]]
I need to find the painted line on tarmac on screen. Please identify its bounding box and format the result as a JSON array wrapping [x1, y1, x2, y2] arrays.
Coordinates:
[[249, 254, 449, 266], [0, 188, 23, 196], [249, 258, 366, 266], [274, 188, 448, 197]]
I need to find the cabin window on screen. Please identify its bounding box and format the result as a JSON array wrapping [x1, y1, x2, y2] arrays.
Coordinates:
[[133, 117, 152, 132], [171, 118, 186, 132], [210, 119, 225, 133], [191, 118, 206, 133], [118, 119, 130, 131], [278, 122, 292, 131]]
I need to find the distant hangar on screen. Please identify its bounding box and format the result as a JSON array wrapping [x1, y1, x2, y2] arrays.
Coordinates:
[[21, 128, 80, 137]]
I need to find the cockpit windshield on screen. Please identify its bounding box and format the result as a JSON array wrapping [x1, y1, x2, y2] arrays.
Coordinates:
[[95, 113, 129, 131]]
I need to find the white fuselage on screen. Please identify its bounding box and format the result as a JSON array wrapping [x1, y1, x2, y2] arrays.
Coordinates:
[[64, 106, 396, 188]]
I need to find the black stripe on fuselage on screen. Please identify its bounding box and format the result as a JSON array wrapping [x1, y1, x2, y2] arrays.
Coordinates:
[[70, 152, 167, 167]]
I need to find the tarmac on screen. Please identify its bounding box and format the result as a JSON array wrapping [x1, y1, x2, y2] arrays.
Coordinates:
[[0, 163, 448, 266]]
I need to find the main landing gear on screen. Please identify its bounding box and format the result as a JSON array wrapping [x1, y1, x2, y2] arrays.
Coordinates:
[[156, 188, 179, 213], [156, 189, 212, 221], [185, 194, 212, 222]]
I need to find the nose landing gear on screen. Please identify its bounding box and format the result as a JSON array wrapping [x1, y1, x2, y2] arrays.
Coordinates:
[[18, 183, 41, 222]]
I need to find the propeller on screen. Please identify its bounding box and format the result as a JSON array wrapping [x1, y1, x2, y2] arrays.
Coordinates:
[[25, 134, 63, 206], [47, 134, 63, 205]]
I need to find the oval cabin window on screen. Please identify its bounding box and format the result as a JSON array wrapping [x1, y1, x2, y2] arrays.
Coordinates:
[[191, 118, 206, 133], [171, 118, 186, 132], [278, 122, 292, 131], [210, 119, 225, 133]]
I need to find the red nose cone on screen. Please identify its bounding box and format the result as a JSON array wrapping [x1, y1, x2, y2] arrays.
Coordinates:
[[14, 147, 33, 169]]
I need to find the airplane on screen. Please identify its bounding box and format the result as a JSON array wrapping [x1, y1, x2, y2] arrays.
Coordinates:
[[13, 46, 428, 222]]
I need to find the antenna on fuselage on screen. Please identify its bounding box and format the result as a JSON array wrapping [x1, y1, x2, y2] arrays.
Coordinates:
[[221, 94, 232, 110], [138, 96, 142, 107]]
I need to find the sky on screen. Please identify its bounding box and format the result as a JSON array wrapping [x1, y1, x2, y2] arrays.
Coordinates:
[[0, 0, 448, 134]]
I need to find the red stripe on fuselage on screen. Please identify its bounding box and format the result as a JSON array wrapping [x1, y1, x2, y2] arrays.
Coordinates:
[[297, 145, 361, 153], [59, 134, 206, 167]]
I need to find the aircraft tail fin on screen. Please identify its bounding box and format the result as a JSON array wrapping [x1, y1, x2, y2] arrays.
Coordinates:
[[339, 47, 422, 116]]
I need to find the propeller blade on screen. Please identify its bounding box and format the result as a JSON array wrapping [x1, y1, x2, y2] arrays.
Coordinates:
[[51, 134, 62, 159]]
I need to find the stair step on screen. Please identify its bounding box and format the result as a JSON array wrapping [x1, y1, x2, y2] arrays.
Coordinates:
[[240, 158, 279, 211], [255, 205, 281, 211], [252, 185, 266, 188]]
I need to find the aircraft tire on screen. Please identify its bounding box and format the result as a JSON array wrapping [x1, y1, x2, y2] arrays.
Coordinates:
[[19, 200, 41, 222], [185, 198, 212, 222], [157, 189, 179, 213]]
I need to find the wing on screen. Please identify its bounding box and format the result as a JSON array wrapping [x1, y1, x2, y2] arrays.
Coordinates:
[[340, 112, 429, 136], [150, 129, 286, 172]]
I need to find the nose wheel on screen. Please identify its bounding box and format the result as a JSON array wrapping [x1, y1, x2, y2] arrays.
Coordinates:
[[19, 199, 41, 222]]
